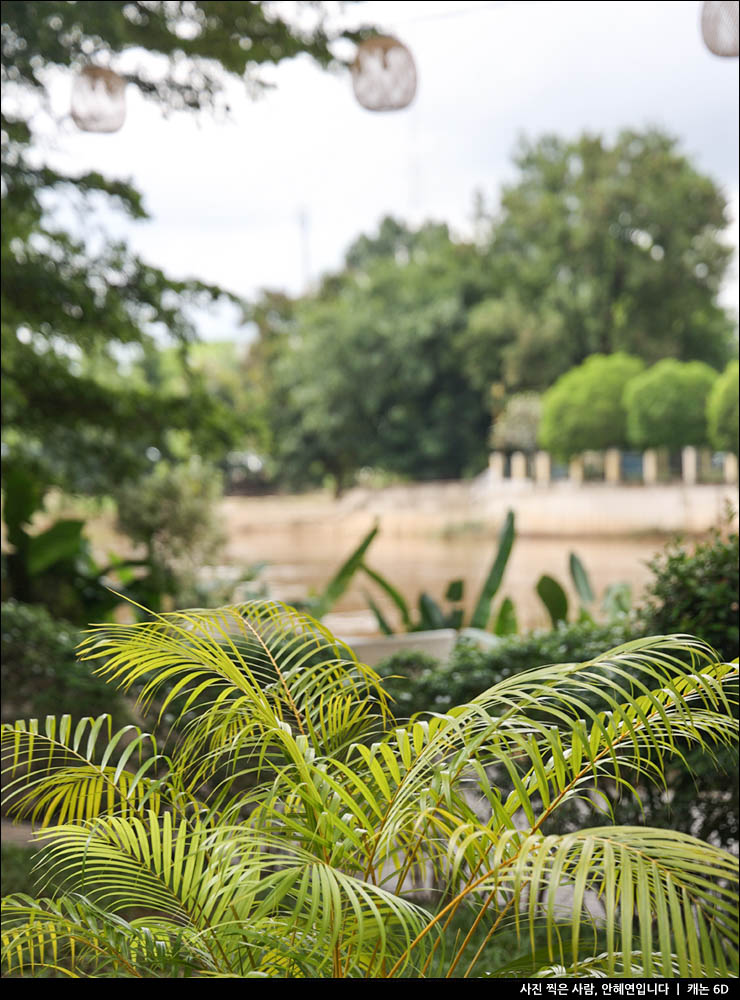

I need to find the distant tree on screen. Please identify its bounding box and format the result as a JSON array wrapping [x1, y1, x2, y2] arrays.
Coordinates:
[[624, 359, 718, 450], [467, 130, 736, 391], [539, 353, 645, 459], [1, 1, 372, 495], [259, 219, 492, 493], [707, 360, 739, 455], [459, 295, 567, 393]]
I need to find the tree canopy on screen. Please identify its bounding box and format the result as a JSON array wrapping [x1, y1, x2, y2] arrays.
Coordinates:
[[466, 129, 737, 392], [1, 1, 370, 494], [255, 219, 493, 493]]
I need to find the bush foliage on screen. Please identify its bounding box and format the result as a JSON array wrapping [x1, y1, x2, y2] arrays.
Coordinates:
[[539, 353, 644, 459], [624, 358, 717, 450], [707, 360, 739, 455], [639, 523, 739, 661]]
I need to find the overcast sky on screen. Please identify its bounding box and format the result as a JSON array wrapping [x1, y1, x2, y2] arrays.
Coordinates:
[[43, 0, 740, 341]]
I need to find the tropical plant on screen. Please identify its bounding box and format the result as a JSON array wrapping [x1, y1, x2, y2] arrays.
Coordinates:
[[536, 553, 631, 629], [376, 617, 638, 719], [1, 464, 139, 623], [634, 520, 740, 849], [363, 510, 516, 634], [293, 523, 381, 620], [2, 602, 738, 978]]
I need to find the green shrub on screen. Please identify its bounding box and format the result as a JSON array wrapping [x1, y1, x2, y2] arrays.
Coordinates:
[[707, 360, 739, 455], [639, 523, 739, 661], [634, 524, 739, 849], [113, 456, 226, 609], [0, 601, 130, 727], [624, 358, 717, 449], [539, 353, 644, 459], [376, 618, 637, 718]]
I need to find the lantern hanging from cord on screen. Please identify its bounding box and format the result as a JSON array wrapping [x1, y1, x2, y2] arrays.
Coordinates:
[[351, 36, 417, 112], [701, 1, 739, 57], [71, 66, 127, 132]]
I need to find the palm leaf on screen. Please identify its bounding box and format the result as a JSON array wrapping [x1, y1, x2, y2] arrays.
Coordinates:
[[2, 606, 738, 980]]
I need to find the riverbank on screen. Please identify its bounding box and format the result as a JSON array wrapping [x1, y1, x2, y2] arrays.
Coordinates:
[[220, 480, 738, 635]]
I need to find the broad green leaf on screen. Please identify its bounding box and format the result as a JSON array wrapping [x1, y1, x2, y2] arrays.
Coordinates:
[[536, 574, 569, 627]]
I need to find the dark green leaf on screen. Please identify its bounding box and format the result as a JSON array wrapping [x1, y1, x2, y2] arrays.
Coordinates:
[[312, 524, 379, 618], [536, 574, 569, 627], [2, 467, 44, 546], [417, 593, 446, 631], [470, 510, 515, 629]]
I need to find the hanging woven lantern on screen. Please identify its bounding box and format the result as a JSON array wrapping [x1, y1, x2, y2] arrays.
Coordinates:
[[351, 36, 417, 112], [701, 1, 739, 57], [71, 66, 127, 133]]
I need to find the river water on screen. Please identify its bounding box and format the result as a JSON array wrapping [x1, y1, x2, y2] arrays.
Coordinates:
[[220, 497, 671, 636]]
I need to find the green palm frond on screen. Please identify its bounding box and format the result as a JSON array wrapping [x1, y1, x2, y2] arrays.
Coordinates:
[[2, 605, 738, 978]]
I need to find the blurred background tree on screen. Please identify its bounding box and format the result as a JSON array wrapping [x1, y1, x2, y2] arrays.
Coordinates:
[[247, 129, 736, 491], [1, 0, 370, 497], [254, 218, 493, 493], [468, 129, 736, 391]]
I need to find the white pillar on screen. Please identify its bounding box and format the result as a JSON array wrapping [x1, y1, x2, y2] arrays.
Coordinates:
[[489, 452, 505, 480], [534, 451, 551, 486], [569, 455, 584, 485], [604, 448, 622, 484], [510, 451, 528, 480], [642, 449, 659, 484], [724, 452, 738, 485], [682, 446, 698, 485]]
